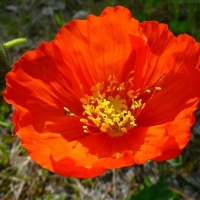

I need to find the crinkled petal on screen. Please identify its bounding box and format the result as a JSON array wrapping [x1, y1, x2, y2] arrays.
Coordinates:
[[15, 117, 105, 178], [136, 23, 200, 125], [3, 41, 85, 135], [54, 6, 144, 90], [70, 127, 168, 169], [152, 103, 196, 161]]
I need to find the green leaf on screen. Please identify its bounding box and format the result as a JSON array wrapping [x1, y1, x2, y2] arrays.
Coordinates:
[[129, 176, 173, 200], [166, 156, 182, 167], [144, 176, 152, 187]]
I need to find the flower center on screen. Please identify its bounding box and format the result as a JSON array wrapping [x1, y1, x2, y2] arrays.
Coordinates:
[[64, 71, 163, 137], [80, 71, 145, 137]]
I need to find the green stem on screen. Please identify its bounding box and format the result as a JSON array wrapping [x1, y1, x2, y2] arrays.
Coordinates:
[[0, 120, 10, 127], [3, 38, 27, 50]]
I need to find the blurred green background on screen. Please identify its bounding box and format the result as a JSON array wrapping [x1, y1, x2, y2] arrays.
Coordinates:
[[0, 0, 200, 199]]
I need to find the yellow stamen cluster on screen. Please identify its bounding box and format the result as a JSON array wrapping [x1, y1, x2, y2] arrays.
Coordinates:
[[64, 73, 163, 137], [80, 73, 144, 137]]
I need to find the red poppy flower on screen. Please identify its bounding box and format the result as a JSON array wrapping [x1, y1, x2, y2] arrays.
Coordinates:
[[3, 6, 200, 178]]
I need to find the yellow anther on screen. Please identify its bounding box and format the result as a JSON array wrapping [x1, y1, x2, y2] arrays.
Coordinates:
[[112, 86, 116, 91], [106, 87, 111, 92], [80, 118, 89, 124], [115, 95, 121, 100], [85, 94, 90, 100], [102, 123, 110, 129], [107, 96, 114, 101], [100, 127, 107, 132], [128, 77, 134, 84], [80, 98, 88, 104], [127, 90, 134, 98], [84, 111, 92, 116], [155, 87, 161, 90], [108, 75, 112, 81], [64, 107, 70, 112], [64, 107, 75, 116], [112, 75, 118, 83], [113, 117, 120, 122], [146, 89, 151, 93], [117, 82, 125, 91], [121, 127, 127, 133], [130, 121, 137, 126]]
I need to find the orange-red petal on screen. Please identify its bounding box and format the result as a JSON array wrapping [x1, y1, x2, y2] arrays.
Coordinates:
[[152, 102, 197, 161], [15, 116, 105, 178], [54, 6, 144, 88], [137, 23, 200, 126]]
